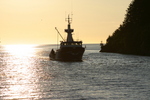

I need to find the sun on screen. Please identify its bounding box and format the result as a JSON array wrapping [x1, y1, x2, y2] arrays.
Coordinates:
[[4, 45, 36, 57]]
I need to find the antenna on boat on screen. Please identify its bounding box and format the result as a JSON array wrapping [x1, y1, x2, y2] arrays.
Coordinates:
[[65, 14, 72, 24], [55, 27, 65, 41]]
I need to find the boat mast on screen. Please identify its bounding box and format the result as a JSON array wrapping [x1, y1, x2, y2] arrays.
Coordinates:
[[65, 15, 74, 42]]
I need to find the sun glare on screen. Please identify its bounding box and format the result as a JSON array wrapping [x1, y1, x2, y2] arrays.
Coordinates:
[[4, 45, 36, 57], [2, 44, 40, 99]]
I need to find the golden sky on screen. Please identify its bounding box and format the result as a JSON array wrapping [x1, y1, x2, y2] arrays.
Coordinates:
[[0, 0, 132, 45]]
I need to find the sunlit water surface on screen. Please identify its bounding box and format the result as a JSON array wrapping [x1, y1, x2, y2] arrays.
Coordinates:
[[0, 44, 150, 100]]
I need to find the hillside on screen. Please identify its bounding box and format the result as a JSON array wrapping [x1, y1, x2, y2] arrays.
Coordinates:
[[100, 0, 150, 56]]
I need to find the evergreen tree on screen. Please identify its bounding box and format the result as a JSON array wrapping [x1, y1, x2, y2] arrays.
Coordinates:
[[101, 0, 150, 56]]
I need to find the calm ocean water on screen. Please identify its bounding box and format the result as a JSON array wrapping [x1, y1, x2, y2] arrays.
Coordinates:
[[0, 44, 150, 100]]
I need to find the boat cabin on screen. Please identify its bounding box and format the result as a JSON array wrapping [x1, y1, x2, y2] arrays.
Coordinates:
[[60, 41, 83, 47]]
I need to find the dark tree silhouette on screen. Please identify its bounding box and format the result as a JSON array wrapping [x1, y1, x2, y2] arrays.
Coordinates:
[[101, 0, 150, 56]]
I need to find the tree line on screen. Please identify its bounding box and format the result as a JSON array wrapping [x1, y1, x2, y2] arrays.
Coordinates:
[[101, 0, 150, 56]]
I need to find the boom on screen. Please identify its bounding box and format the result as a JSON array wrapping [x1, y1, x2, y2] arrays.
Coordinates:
[[55, 27, 65, 41]]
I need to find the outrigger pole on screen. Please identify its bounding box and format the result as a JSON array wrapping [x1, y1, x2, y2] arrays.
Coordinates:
[[55, 27, 65, 41]]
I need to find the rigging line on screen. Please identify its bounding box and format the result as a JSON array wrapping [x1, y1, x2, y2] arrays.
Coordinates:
[[56, 28, 59, 50], [71, 0, 74, 20], [71, 0, 73, 13]]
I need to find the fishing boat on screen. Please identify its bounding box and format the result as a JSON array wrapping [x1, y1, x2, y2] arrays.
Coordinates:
[[49, 15, 85, 61]]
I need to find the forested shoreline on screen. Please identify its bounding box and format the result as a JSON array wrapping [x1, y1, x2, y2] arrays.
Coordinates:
[[101, 0, 150, 56]]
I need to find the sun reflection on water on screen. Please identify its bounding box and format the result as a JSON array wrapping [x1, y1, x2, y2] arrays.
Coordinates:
[[1, 45, 41, 99]]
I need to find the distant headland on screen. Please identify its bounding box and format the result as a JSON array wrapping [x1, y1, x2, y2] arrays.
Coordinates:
[[100, 0, 150, 56]]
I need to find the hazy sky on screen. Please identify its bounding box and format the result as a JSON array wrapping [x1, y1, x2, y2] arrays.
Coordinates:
[[0, 0, 132, 45]]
